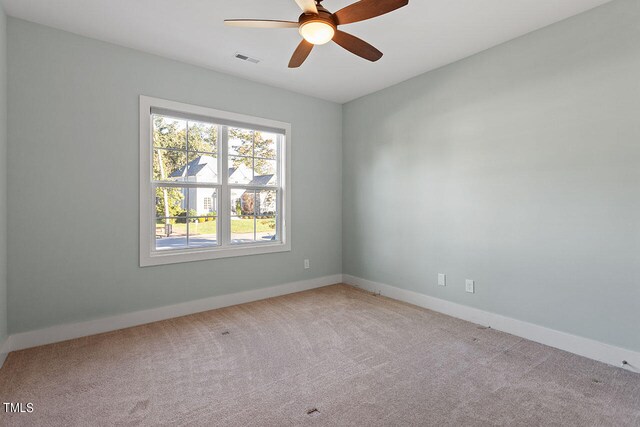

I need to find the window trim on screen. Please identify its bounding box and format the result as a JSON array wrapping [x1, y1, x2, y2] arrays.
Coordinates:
[[139, 95, 291, 267]]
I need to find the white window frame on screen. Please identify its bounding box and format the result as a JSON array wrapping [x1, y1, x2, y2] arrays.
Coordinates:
[[139, 95, 291, 267]]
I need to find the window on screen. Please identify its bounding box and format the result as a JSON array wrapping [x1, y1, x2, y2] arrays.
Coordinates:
[[203, 197, 213, 212], [140, 96, 291, 266]]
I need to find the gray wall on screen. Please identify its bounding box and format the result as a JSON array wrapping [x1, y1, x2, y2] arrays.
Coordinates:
[[0, 5, 7, 346], [343, 0, 640, 352], [7, 18, 342, 333]]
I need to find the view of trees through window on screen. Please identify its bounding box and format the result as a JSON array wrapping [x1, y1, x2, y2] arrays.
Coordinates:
[[151, 114, 280, 251]]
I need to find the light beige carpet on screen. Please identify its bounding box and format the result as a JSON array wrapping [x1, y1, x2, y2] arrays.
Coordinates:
[[0, 284, 638, 426]]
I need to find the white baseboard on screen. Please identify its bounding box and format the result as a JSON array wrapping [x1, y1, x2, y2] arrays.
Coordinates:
[[0, 337, 9, 368], [5, 273, 639, 375], [8, 274, 342, 353], [343, 274, 640, 373]]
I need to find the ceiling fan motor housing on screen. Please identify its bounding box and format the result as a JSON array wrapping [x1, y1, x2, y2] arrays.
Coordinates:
[[299, 5, 337, 31]]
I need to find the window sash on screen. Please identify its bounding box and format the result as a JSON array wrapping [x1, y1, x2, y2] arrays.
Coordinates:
[[153, 184, 220, 251]]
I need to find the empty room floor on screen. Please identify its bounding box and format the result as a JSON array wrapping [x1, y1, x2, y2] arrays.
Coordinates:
[[1, 284, 638, 426]]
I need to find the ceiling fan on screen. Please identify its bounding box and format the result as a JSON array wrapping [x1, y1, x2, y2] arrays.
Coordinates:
[[224, 0, 409, 68]]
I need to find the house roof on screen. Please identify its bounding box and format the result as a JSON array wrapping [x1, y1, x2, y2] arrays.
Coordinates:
[[169, 156, 214, 178], [242, 175, 275, 195], [249, 175, 274, 186], [171, 156, 274, 186]]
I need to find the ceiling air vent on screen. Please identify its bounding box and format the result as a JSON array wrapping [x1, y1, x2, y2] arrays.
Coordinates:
[[234, 52, 261, 64]]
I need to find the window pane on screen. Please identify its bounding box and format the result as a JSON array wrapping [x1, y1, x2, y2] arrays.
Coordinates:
[[256, 190, 277, 242], [228, 127, 253, 156], [254, 132, 277, 160], [256, 217, 277, 242], [231, 189, 256, 243], [227, 128, 279, 187], [184, 187, 218, 217], [155, 218, 187, 251], [229, 157, 254, 184], [188, 217, 218, 249], [188, 121, 217, 154], [185, 152, 218, 184], [231, 216, 256, 244], [153, 115, 187, 150], [155, 186, 186, 218], [230, 189, 254, 216], [254, 159, 277, 185], [256, 190, 277, 216], [153, 149, 186, 182], [230, 189, 243, 217]]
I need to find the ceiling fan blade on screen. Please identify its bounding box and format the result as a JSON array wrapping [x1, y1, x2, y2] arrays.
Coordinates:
[[288, 39, 314, 68], [333, 0, 408, 25], [294, 0, 318, 15], [332, 30, 383, 62], [224, 19, 299, 29]]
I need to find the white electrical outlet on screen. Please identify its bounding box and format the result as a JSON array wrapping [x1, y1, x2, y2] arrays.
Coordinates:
[[438, 273, 446, 286], [465, 279, 475, 293], [304, 259, 310, 269]]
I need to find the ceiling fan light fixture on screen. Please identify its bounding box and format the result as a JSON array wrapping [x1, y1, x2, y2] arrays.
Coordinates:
[[299, 20, 335, 45]]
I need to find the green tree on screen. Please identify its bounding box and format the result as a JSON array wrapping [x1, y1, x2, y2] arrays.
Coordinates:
[[155, 187, 183, 218], [229, 128, 277, 176], [188, 121, 218, 154], [153, 117, 218, 179]]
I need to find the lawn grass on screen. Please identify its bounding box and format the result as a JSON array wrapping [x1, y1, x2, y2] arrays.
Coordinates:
[[156, 218, 275, 236]]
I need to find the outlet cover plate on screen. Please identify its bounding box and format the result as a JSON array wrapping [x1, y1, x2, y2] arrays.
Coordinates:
[[438, 274, 446, 286], [465, 279, 475, 293]]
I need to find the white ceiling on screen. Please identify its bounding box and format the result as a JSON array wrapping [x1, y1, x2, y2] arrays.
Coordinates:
[[3, 0, 612, 103]]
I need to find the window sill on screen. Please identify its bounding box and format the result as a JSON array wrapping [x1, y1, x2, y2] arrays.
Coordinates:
[[140, 241, 291, 267]]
